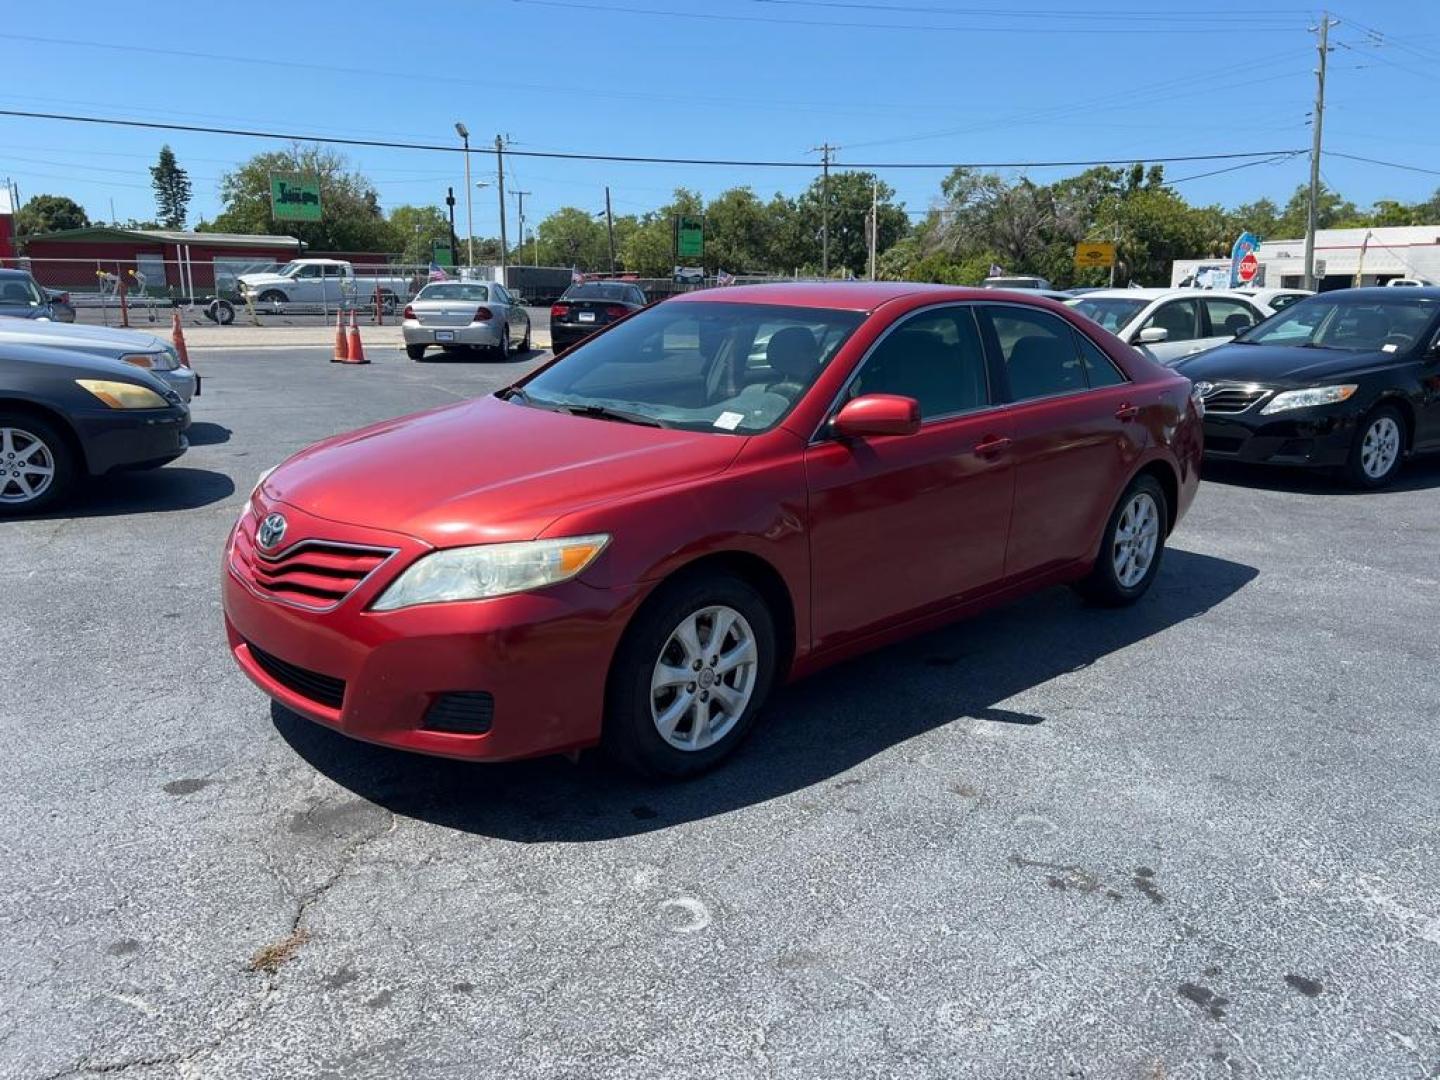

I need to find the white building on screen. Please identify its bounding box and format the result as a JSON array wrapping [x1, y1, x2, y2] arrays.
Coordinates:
[[1171, 225, 1440, 290]]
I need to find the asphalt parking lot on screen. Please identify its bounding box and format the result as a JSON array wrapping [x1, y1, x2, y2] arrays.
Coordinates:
[[2, 344, 1438, 1079]]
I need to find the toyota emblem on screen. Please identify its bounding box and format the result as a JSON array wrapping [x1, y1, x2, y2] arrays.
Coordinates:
[[1193, 381, 1215, 399], [257, 513, 288, 551]]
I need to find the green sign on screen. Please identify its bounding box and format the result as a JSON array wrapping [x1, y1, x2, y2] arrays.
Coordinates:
[[676, 214, 704, 259], [432, 240, 454, 268], [269, 173, 322, 222]]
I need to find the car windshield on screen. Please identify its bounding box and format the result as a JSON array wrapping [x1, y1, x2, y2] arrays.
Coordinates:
[[1238, 294, 1440, 352], [0, 275, 44, 307], [1066, 297, 1148, 332], [517, 301, 865, 434], [417, 283, 490, 301], [563, 283, 635, 301], [275, 262, 301, 277]]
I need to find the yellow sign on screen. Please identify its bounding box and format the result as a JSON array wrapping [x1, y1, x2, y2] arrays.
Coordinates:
[[1074, 242, 1116, 269]]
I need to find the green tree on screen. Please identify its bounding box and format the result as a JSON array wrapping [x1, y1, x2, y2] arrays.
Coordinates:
[[703, 187, 769, 274], [205, 144, 394, 252], [620, 189, 704, 276], [792, 171, 908, 277], [532, 206, 609, 269], [389, 204, 452, 265], [15, 194, 89, 236], [1275, 182, 1364, 238], [149, 145, 192, 229]]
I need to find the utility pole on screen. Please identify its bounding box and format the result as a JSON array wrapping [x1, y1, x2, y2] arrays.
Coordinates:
[[445, 186, 458, 270], [1109, 218, 1120, 288], [511, 189, 531, 269], [867, 179, 878, 281], [605, 186, 616, 273], [1304, 12, 1336, 291], [811, 143, 836, 277], [495, 135, 509, 280]]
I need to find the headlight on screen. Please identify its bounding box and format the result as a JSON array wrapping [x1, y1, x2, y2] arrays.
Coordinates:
[[1259, 384, 1358, 415], [74, 379, 169, 410], [372, 534, 611, 610], [120, 350, 179, 372]]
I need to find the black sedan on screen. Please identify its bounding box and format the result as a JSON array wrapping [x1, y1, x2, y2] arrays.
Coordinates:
[[1, 340, 190, 514], [1178, 288, 1440, 488], [549, 281, 648, 352]]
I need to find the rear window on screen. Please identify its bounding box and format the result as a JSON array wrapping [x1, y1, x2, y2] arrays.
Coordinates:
[[417, 283, 489, 301], [563, 283, 636, 302]]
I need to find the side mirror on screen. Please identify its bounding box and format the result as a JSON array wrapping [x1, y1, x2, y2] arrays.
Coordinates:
[[1136, 326, 1169, 344], [832, 394, 921, 438]]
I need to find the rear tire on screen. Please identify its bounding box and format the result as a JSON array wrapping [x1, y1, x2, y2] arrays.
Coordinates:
[[1073, 473, 1167, 607], [1344, 404, 1405, 489], [405, 344, 427, 361], [495, 325, 511, 361], [604, 574, 777, 778], [520, 318, 532, 354], [0, 412, 77, 516]]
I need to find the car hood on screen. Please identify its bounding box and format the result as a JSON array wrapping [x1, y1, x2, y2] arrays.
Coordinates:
[[0, 317, 169, 355], [1176, 342, 1391, 386], [264, 394, 746, 545], [237, 272, 288, 287]]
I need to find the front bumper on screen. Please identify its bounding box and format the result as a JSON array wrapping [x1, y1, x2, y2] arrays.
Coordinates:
[[222, 502, 645, 762], [402, 321, 502, 348], [73, 404, 191, 474], [1202, 407, 1358, 468], [157, 366, 199, 403]]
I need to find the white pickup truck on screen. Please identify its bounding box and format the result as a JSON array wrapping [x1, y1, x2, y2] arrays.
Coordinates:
[[236, 258, 412, 313]]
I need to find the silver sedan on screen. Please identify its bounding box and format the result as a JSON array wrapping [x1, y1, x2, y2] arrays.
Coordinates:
[[402, 281, 531, 360]]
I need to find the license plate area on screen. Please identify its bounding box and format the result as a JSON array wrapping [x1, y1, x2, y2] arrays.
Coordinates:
[[578, 311, 596, 323], [434, 330, 455, 342]]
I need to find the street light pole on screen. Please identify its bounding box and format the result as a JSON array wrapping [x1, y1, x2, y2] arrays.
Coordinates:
[[605, 186, 616, 273], [455, 122, 474, 270]]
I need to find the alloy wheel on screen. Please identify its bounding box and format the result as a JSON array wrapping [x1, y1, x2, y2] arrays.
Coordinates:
[[0, 426, 57, 506], [650, 605, 758, 751], [1360, 416, 1401, 479], [1112, 491, 1160, 589]]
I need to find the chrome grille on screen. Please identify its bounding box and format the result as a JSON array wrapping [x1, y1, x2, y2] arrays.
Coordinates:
[[1198, 383, 1270, 415]]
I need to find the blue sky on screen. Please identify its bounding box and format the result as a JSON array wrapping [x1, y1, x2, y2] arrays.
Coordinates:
[[4, 1, 1439, 236]]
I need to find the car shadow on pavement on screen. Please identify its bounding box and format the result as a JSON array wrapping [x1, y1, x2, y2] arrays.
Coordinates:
[[24, 467, 237, 519], [273, 548, 1257, 841], [1203, 454, 1440, 495], [185, 421, 233, 446]]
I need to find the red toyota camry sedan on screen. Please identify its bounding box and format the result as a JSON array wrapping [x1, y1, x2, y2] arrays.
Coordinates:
[[224, 283, 1201, 777]]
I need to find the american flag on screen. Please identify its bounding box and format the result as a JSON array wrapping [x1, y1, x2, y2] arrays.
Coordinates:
[[989, 263, 1004, 277], [571, 267, 584, 285], [716, 270, 735, 286], [428, 261, 449, 282]]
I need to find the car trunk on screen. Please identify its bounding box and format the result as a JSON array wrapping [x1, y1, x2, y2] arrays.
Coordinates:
[[409, 302, 486, 328], [556, 298, 626, 328]]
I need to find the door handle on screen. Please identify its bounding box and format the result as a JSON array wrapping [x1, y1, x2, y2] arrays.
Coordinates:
[[974, 434, 1012, 457], [1114, 403, 1140, 421]]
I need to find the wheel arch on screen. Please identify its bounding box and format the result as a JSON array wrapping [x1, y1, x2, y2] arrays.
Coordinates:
[[1371, 393, 1415, 452], [0, 397, 90, 474], [1132, 458, 1180, 534]]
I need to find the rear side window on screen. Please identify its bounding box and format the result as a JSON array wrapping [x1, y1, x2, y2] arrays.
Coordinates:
[[1203, 297, 1260, 337], [984, 307, 1088, 401], [1074, 332, 1128, 387], [851, 307, 990, 419]]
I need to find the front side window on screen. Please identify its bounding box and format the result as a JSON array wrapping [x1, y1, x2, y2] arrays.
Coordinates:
[[1203, 297, 1261, 338], [849, 307, 990, 419], [985, 307, 1089, 401], [519, 301, 864, 434], [294, 264, 323, 279], [1140, 299, 1199, 342]]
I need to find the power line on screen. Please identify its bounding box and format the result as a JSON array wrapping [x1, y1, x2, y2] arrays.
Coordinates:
[[745, 0, 1312, 23], [1326, 150, 1440, 178], [1167, 153, 1304, 185], [509, 0, 1304, 33], [0, 107, 1305, 171]]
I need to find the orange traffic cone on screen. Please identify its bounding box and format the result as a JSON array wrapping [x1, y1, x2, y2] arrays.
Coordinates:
[[332, 310, 347, 362], [170, 309, 192, 368], [344, 310, 369, 365]]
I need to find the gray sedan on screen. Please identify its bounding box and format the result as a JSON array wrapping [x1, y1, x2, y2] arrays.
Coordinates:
[[0, 319, 198, 402], [402, 281, 531, 360]]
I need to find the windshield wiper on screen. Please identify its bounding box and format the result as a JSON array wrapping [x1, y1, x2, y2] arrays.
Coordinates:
[[560, 403, 668, 428]]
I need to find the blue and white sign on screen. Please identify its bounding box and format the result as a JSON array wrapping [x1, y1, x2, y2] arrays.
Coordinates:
[[1228, 232, 1262, 288]]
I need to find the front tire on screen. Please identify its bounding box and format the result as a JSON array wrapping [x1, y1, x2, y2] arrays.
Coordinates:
[[0, 413, 77, 516], [604, 574, 777, 778], [405, 344, 427, 361], [257, 289, 287, 307], [1074, 473, 1167, 607], [1344, 405, 1405, 489]]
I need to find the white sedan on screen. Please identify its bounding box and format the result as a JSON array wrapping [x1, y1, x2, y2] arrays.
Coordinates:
[[1065, 288, 1273, 366]]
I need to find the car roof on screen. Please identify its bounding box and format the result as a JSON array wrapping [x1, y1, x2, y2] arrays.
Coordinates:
[[0, 268, 33, 278], [1071, 288, 1256, 302], [1320, 285, 1440, 300], [668, 281, 1011, 312]]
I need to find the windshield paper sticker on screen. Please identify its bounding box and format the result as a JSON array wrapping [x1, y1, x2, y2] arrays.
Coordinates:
[[713, 411, 745, 431]]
